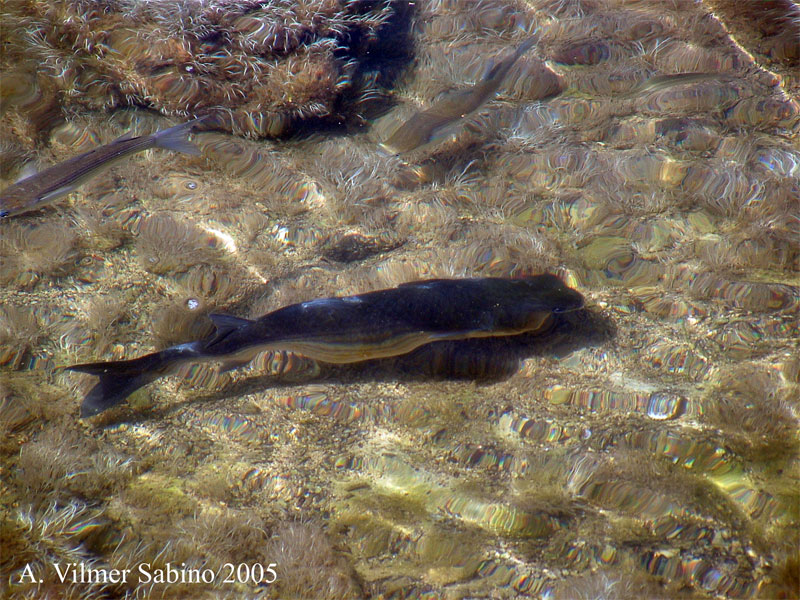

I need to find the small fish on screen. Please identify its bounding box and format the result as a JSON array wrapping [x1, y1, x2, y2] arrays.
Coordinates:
[[69, 274, 584, 417], [381, 37, 538, 154], [629, 72, 736, 95], [0, 119, 203, 219]]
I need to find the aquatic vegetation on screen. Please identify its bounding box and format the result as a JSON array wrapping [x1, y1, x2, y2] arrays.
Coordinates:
[[701, 368, 799, 461], [0, 70, 41, 112], [640, 338, 710, 381], [0, 387, 37, 444], [266, 521, 362, 599], [551, 39, 615, 66], [177, 510, 270, 565], [151, 172, 205, 204], [52, 295, 129, 359], [15, 426, 136, 506], [0, 132, 35, 181], [421, 0, 534, 40], [176, 263, 253, 309], [0, 0, 407, 138], [0, 304, 44, 369], [543, 385, 688, 420], [71, 205, 131, 252], [682, 271, 799, 312], [725, 95, 800, 130], [270, 221, 326, 251], [151, 297, 215, 348], [199, 132, 319, 213], [652, 40, 745, 73], [549, 569, 671, 600], [637, 79, 742, 114], [3, 500, 112, 600], [0, 221, 78, 289], [704, 0, 800, 81], [135, 213, 227, 274]]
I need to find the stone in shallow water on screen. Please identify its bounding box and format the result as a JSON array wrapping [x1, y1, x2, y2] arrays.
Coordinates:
[[135, 213, 226, 275], [551, 39, 612, 65], [725, 96, 800, 130], [638, 80, 741, 114], [2, 0, 402, 137]]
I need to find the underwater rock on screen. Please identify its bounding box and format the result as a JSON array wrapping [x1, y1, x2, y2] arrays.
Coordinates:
[[0, 221, 78, 288], [1, 0, 408, 137], [135, 213, 227, 274], [0, 305, 43, 369], [551, 39, 613, 66]]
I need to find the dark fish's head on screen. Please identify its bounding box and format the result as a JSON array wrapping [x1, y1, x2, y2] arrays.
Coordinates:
[[519, 274, 585, 313]]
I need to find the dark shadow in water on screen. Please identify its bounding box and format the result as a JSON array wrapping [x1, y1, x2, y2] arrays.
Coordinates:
[[425, 305, 608, 376], [104, 307, 614, 425], [294, 0, 418, 139], [329, 305, 612, 384]]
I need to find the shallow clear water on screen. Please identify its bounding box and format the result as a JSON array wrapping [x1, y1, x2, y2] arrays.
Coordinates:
[[1, 0, 798, 598]]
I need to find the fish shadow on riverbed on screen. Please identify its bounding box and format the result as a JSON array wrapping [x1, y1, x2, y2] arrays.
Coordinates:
[[342, 304, 612, 383], [113, 307, 615, 423]]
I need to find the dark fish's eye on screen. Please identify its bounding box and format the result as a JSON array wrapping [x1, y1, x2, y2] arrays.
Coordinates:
[[184, 180, 198, 190]]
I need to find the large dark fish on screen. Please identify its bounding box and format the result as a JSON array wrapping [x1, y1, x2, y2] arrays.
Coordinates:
[[381, 37, 538, 154], [0, 119, 203, 218], [69, 275, 584, 417]]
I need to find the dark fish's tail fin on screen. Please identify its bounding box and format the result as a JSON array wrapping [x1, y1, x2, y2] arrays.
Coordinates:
[[69, 350, 179, 417], [152, 119, 203, 156]]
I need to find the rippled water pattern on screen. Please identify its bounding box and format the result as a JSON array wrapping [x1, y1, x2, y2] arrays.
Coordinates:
[[1, 0, 798, 598]]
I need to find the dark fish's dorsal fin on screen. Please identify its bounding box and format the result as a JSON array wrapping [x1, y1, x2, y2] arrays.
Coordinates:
[[207, 313, 253, 347], [209, 313, 253, 329]]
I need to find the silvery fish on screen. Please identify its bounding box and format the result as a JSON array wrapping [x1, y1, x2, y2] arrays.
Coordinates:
[[0, 119, 203, 218], [630, 72, 735, 95], [69, 275, 584, 417], [381, 37, 538, 154]]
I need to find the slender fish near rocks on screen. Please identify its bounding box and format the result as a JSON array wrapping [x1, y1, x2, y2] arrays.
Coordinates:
[[0, 119, 203, 218], [381, 37, 538, 154], [629, 72, 737, 95], [69, 275, 584, 417]]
